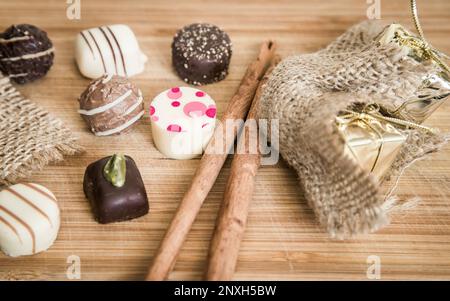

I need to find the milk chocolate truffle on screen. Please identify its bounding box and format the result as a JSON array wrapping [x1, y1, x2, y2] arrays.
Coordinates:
[[0, 183, 60, 257], [83, 154, 149, 224], [172, 23, 232, 85], [0, 24, 54, 84], [78, 74, 144, 136]]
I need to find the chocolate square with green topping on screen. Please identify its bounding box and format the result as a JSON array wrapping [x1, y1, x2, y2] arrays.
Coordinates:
[[83, 155, 149, 224]]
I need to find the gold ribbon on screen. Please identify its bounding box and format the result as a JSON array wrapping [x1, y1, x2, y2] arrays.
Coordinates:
[[337, 103, 437, 174], [336, 1, 446, 176], [337, 106, 387, 174], [339, 104, 437, 134], [402, 0, 450, 77], [380, 1, 450, 123]]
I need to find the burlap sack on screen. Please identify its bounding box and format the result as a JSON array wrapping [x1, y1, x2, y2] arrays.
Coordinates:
[[0, 74, 83, 186], [259, 20, 448, 238]]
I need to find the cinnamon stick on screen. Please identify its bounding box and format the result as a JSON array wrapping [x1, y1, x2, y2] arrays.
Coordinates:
[[205, 56, 281, 281], [146, 41, 276, 281]]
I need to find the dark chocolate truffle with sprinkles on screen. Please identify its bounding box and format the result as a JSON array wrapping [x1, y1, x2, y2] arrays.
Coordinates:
[[172, 23, 232, 86], [0, 24, 54, 84]]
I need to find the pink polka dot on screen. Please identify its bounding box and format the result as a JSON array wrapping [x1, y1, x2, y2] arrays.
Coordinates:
[[195, 91, 205, 97], [167, 87, 182, 99], [171, 101, 180, 107], [167, 124, 182, 132], [206, 107, 216, 118], [149, 105, 155, 116], [183, 101, 207, 117], [151, 116, 159, 122]]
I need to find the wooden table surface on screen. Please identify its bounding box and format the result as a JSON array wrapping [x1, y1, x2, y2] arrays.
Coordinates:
[[1, 0, 450, 280]]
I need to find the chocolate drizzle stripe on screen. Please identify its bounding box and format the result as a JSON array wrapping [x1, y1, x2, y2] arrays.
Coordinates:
[[78, 89, 133, 116], [102, 73, 113, 83], [0, 215, 23, 244], [5, 187, 53, 227], [99, 27, 118, 74], [80, 31, 95, 59], [88, 30, 107, 73], [24, 183, 57, 205], [0, 47, 54, 62], [94, 110, 144, 136], [0, 205, 35, 253], [106, 26, 127, 76]]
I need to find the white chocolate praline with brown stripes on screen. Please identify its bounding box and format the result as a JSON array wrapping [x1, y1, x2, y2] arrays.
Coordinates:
[[0, 183, 60, 257], [75, 24, 147, 79]]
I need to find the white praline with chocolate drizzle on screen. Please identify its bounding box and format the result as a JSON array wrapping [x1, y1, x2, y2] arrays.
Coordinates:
[[78, 74, 144, 136], [0, 183, 60, 257], [75, 24, 147, 79]]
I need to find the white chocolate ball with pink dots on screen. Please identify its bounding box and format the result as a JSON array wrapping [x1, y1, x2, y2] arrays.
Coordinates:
[[150, 87, 217, 159]]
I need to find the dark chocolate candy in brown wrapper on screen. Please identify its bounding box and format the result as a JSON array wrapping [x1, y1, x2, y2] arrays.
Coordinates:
[[83, 155, 149, 224]]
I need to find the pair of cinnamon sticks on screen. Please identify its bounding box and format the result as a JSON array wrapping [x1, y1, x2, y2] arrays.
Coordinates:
[[146, 41, 279, 281]]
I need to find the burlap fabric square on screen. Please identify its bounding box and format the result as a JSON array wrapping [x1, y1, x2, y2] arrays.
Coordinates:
[[259, 20, 449, 238], [0, 74, 83, 186]]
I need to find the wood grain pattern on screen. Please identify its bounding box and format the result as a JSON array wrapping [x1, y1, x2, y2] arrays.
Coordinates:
[[206, 56, 280, 281], [146, 41, 276, 280], [1, 0, 450, 280]]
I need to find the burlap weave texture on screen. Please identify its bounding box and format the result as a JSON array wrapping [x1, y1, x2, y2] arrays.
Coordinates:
[[259, 20, 448, 238], [0, 74, 83, 186]]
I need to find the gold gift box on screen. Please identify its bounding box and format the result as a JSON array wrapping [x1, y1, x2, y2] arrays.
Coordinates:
[[377, 24, 450, 124], [336, 106, 408, 182], [376, 23, 448, 68], [335, 8, 448, 182], [389, 73, 450, 124]]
